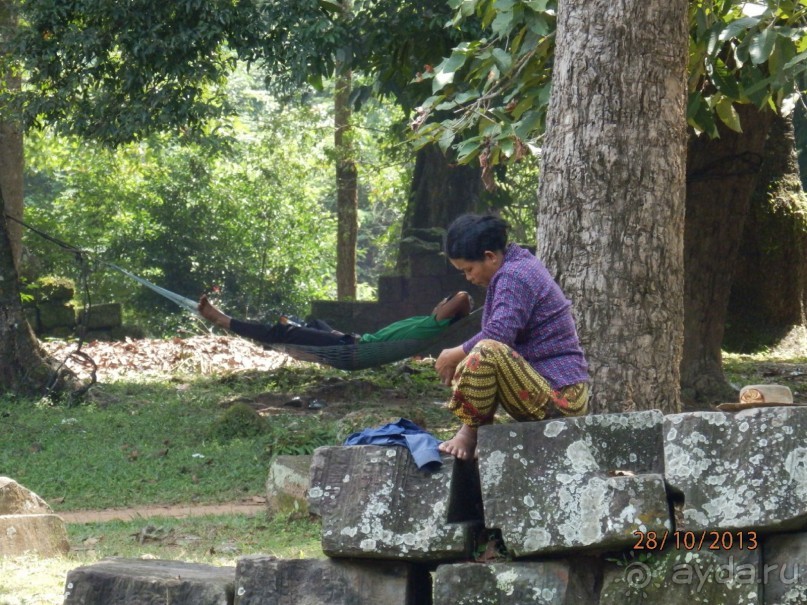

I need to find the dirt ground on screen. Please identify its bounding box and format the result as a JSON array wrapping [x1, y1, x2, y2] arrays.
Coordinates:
[[58, 500, 269, 524]]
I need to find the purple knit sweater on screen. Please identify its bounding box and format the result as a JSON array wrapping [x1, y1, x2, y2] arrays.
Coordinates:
[[462, 244, 589, 390]]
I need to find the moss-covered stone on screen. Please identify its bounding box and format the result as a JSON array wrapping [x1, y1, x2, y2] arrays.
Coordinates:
[[32, 276, 76, 303], [211, 403, 268, 441], [78, 303, 122, 330], [38, 303, 75, 330]]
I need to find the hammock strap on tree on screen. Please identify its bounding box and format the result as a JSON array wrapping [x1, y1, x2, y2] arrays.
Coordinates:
[[5, 214, 99, 398]]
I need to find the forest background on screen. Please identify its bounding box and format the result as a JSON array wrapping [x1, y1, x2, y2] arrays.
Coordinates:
[[3, 2, 807, 601], [3, 0, 807, 411]]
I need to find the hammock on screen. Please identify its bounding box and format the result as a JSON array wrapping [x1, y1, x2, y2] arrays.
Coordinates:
[[9, 214, 480, 371], [267, 309, 482, 371], [107, 261, 482, 371]]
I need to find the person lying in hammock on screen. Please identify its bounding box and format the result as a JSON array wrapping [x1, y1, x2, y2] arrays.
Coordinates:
[[197, 291, 474, 348]]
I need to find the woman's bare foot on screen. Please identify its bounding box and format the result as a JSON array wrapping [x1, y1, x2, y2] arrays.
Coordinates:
[[198, 295, 232, 329], [438, 424, 478, 460]]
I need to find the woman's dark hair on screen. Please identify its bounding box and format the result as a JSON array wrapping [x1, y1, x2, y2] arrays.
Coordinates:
[[446, 214, 509, 261]]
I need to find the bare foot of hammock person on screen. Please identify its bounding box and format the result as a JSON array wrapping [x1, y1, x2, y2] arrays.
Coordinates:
[[197, 291, 474, 349]]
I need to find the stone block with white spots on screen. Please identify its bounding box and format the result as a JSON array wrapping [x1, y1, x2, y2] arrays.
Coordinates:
[[235, 555, 430, 605], [433, 560, 600, 605], [476, 411, 671, 557], [664, 407, 807, 532], [266, 454, 312, 516], [308, 445, 481, 561]]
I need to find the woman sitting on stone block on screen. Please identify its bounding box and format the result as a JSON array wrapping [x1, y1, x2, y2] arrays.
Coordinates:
[[435, 214, 590, 461], [198, 291, 473, 348]]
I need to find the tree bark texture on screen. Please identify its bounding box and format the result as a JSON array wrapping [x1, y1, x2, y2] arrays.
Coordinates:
[[681, 106, 774, 406], [334, 68, 358, 300], [725, 113, 807, 349], [0, 193, 54, 396], [536, 0, 689, 414], [0, 0, 23, 266]]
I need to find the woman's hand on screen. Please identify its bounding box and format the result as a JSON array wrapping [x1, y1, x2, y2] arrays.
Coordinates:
[[435, 345, 467, 386]]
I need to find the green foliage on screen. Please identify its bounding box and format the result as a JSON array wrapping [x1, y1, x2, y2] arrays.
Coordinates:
[[10, 0, 267, 145], [22, 86, 339, 328], [20, 68, 414, 327], [210, 403, 268, 441], [410, 0, 554, 171], [687, 0, 807, 137], [252, 0, 463, 113], [10, 0, 463, 142], [409, 0, 807, 183]]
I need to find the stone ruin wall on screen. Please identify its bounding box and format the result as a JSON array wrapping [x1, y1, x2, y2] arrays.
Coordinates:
[[63, 405, 807, 604]]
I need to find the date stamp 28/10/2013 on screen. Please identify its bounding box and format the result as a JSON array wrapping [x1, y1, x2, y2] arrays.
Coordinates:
[[632, 530, 758, 552]]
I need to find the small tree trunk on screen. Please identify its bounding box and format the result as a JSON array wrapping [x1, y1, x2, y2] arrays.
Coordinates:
[[334, 69, 357, 301], [725, 113, 807, 349], [680, 106, 774, 407], [333, 0, 357, 301], [536, 0, 689, 414]]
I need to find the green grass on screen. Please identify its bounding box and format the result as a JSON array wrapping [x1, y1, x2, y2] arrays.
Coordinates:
[[0, 512, 323, 605], [0, 361, 452, 511], [0, 384, 280, 510], [0, 358, 451, 604]]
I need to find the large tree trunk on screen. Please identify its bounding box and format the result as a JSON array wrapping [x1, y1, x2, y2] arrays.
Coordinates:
[[681, 106, 774, 407], [725, 113, 807, 350], [536, 0, 689, 414], [0, 0, 23, 266], [0, 1, 57, 396], [0, 193, 58, 396], [403, 144, 484, 230]]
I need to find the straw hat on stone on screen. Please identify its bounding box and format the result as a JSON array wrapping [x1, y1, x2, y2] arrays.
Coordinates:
[[717, 384, 798, 411]]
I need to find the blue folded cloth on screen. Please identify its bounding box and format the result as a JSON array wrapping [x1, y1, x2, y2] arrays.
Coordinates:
[[343, 418, 443, 469]]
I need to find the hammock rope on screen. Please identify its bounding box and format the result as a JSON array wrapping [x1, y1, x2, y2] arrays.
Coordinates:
[[11, 215, 480, 371]]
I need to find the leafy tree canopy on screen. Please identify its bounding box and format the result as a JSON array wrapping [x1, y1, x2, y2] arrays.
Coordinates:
[[7, 0, 471, 145], [9, 0, 267, 144], [410, 0, 807, 180]]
